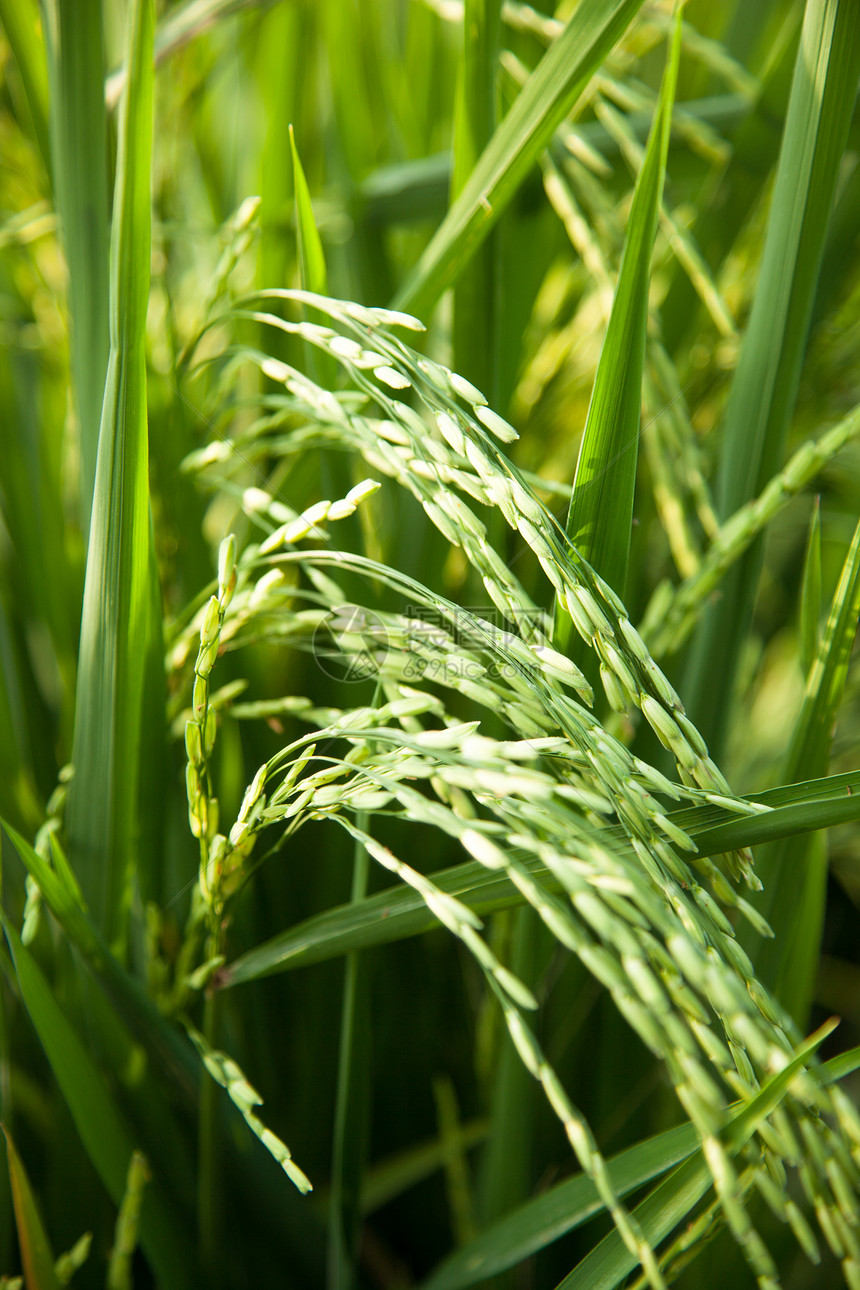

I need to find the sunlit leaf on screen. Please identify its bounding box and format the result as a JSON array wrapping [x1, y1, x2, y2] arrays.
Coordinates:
[[66, 0, 160, 953], [2, 1126, 62, 1290]]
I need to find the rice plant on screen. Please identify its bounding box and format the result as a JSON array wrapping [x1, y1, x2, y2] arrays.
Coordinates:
[[1, 0, 859, 1287]]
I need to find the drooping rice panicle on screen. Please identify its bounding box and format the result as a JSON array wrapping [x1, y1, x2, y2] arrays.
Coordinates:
[[176, 297, 860, 1286], [6, 4, 860, 1286]]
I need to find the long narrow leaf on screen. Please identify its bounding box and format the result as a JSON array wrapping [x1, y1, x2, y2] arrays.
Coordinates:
[[451, 0, 502, 403], [555, 8, 682, 652], [289, 125, 335, 390], [783, 519, 860, 778], [683, 0, 860, 755], [2, 1126, 61, 1290], [65, 0, 158, 951], [222, 773, 860, 984], [424, 1121, 698, 1290], [799, 497, 822, 677], [744, 519, 860, 1026], [554, 1020, 837, 1290], [392, 0, 647, 319], [0, 819, 197, 1104], [41, 0, 110, 533], [0, 915, 193, 1288], [290, 124, 327, 298], [0, 0, 51, 167]]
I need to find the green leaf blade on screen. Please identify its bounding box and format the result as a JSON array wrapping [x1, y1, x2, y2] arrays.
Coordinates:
[[0, 916, 193, 1289], [2, 1126, 62, 1290], [66, 0, 159, 953], [0, 0, 51, 168], [451, 0, 502, 404], [556, 9, 682, 622], [744, 519, 860, 1026], [0, 819, 198, 1105], [422, 1118, 699, 1290], [684, 0, 860, 755], [42, 0, 110, 534], [392, 0, 647, 319], [290, 123, 328, 298], [222, 773, 860, 984], [799, 497, 822, 676], [554, 1021, 836, 1290]]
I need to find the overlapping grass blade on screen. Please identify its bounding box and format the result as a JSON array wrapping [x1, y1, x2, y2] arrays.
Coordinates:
[[783, 519, 860, 780], [0, 0, 51, 167], [553, 8, 681, 658], [744, 519, 860, 1026], [660, 9, 802, 354], [451, 0, 501, 402], [0, 826, 319, 1274], [106, 0, 279, 107], [0, 819, 197, 1103], [639, 399, 860, 660], [65, 0, 159, 951], [41, 0, 110, 534], [554, 1020, 838, 1290], [428, 1040, 860, 1288], [290, 124, 327, 298], [392, 0, 647, 318], [0, 915, 194, 1288], [2, 1126, 62, 1290], [423, 1121, 699, 1290], [683, 0, 860, 754]]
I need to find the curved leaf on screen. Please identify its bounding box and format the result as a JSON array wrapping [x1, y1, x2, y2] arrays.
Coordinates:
[[0, 819, 197, 1105], [0, 915, 193, 1288], [554, 1021, 839, 1290], [2, 1126, 61, 1290], [745, 519, 860, 1025], [554, 8, 682, 651], [684, 0, 860, 754], [392, 0, 646, 318], [422, 1121, 698, 1290], [222, 772, 860, 984]]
